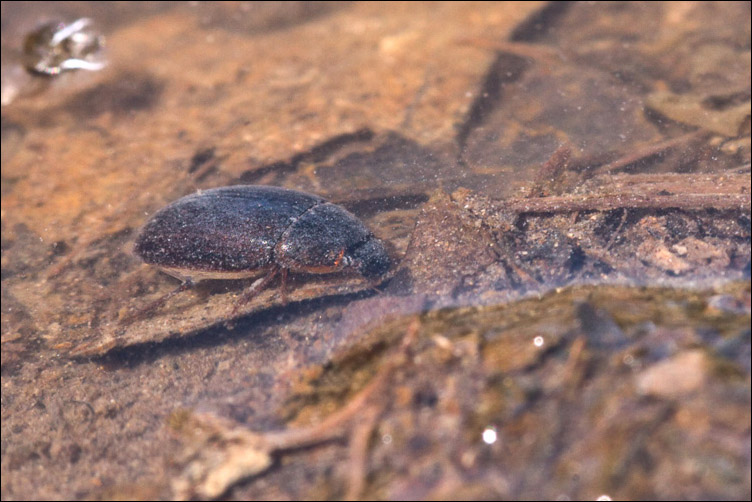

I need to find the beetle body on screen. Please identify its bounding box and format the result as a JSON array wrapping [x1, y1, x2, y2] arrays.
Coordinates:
[[134, 185, 390, 287]]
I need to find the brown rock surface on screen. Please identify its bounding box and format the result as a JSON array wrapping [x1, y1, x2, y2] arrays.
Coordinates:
[[2, 2, 750, 500]]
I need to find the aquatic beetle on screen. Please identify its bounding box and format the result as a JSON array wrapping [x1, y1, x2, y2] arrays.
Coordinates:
[[132, 185, 390, 317]]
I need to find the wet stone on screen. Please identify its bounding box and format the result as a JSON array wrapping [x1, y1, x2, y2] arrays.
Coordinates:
[[1, 2, 750, 500]]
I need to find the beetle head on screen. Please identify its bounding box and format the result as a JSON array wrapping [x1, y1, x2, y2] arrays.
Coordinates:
[[348, 237, 390, 279]]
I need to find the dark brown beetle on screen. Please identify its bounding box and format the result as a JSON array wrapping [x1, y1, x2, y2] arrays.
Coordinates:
[[133, 185, 390, 317]]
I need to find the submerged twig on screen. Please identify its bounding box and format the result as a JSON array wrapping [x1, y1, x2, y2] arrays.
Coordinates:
[[527, 144, 572, 198], [171, 318, 422, 499], [501, 190, 749, 214], [587, 130, 711, 176]]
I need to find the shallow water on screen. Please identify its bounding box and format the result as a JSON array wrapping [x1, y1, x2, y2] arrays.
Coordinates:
[[2, 2, 750, 500]]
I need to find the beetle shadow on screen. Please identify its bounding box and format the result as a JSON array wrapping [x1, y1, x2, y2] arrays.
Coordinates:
[[90, 263, 403, 368], [133, 269, 380, 321], [89, 286, 383, 370]]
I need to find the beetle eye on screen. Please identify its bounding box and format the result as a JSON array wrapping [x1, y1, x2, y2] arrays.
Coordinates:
[[350, 238, 390, 279]]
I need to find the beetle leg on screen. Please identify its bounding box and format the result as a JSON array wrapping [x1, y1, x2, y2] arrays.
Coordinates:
[[122, 279, 195, 324], [231, 266, 280, 317]]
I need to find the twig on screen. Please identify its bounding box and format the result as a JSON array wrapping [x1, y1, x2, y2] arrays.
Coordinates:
[[587, 130, 710, 176], [604, 208, 628, 251], [265, 318, 421, 451], [527, 145, 572, 198], [171, 319, 422, 500], [345, 406, 382, 501], [500, 191, 750, 214]]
